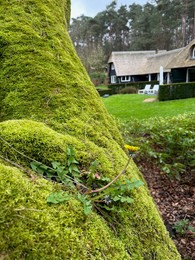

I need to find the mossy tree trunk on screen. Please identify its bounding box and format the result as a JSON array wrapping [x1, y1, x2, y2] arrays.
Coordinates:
[[0, 1, 180, 259]]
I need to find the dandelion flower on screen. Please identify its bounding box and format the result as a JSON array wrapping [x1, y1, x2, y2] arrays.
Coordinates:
[[124, 144, 139, 153]]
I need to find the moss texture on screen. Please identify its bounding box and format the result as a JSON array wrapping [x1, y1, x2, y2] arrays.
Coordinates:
[[0, 0, 180, 259]]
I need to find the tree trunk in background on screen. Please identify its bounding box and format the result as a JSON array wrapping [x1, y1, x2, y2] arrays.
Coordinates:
[[194, 10, 195, 39], [0, 0, 180, 259]]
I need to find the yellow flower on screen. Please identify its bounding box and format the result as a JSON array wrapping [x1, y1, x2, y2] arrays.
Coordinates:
[[124, 145, 140, 153]]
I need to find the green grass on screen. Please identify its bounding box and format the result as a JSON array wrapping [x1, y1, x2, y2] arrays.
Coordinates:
[[102, 94, 195, 120], [96, 85, 109, 90]]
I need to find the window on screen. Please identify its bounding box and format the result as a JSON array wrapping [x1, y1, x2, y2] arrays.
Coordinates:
[[190, 45, 195, 59], [111, 63, 115, 70], [192, 47, 195, 59], [121, 76, 130, 82], [111, 75, 116, 84]]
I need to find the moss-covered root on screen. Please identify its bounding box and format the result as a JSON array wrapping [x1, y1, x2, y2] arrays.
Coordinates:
[[0, 163, 130, 260], [0, 120, 181, 259]]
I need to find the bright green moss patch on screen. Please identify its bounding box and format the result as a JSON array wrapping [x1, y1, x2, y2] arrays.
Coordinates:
[[0, 119, 126, 178], [0, 163, 130, 259], [0, 0, 180, 259]]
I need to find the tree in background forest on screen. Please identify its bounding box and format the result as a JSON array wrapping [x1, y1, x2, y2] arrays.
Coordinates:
[[69, 0, 195, 76]]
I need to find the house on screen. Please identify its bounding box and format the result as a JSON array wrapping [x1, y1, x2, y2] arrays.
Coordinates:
[[108, 39, 195, 85]]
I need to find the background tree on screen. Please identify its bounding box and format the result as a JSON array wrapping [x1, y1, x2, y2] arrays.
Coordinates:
[[102, 1, 130, 52], [180, 0, 195, 45], [69, 0, 195, 78], [154, 0, 183, 49], [129, 3, 159, 50]]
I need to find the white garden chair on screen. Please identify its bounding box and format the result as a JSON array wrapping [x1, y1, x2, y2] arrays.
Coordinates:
[[138, 84, 151, 94], [148, 84, 159, 95]]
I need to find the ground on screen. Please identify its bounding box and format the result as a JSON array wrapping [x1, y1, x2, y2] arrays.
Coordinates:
[[138, 160, 195, 260], [143, 98, 157, 103]]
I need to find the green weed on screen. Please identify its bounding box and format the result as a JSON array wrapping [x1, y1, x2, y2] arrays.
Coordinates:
[[173, 219, 195, 236], [31, 146, 144, 215], [120, 113, 195, 180], [31, 145, 144, 215]]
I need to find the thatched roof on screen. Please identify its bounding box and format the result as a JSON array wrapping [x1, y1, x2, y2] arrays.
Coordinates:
[[108, 51, 157, 76], [145, 48, 183, 74], [108, 40, 195, 76], [167, 39, 195, 69]]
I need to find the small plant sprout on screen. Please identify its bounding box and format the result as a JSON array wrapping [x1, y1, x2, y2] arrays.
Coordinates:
[[173, 219, 195, 236], [31, 145, 144, 215]]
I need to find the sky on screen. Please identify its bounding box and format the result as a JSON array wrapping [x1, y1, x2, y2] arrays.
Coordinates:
[[71, 0, 148, 19]]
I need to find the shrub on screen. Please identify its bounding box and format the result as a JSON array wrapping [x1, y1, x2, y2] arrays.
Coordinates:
[[119, 86, 137, 94], [120, 113, 195, 180], [108, 81, 158, 94], [89, 72, 107, 86]]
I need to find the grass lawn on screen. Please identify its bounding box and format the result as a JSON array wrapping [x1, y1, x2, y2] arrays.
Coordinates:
[[96, 85, 109, 90], [102, 94, 195, 120]]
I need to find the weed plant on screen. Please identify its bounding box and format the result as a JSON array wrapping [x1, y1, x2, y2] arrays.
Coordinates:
[[31, 145, 143, 215], [173, 219, 195, 236], [120, 113, 195, 180]]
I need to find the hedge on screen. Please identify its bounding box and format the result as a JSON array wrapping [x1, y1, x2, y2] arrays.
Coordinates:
[[158, 82, 195, 101], [97, 89, 113, 96], [108, 81, 158, 94]]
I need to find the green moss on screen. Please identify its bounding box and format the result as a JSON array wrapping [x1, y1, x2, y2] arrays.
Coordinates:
[[0, 0, 180, 259], [0, 120, 125, 176], [0, 163, 129, 259], [0, 120, 180, 259]]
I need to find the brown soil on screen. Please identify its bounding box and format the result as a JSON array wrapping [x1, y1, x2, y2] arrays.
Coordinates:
[[137, 160, 195, 259], [143, 98, 157, 102]]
